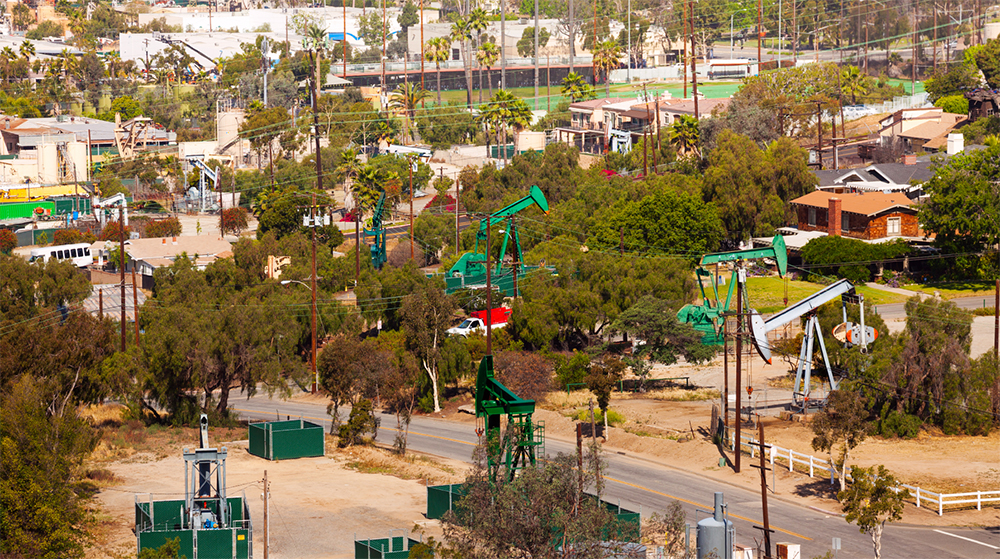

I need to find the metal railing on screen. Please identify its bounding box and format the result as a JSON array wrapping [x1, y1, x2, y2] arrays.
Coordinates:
[[726, 429, 1000, 515]]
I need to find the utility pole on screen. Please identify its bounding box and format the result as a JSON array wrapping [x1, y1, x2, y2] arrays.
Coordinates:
[[119, 205, 125, 353], [724, 313, 729, 431], [409, 156, 415, 261], [534, 0, 539, 104], [455, 174, 460, 256], [568, 0, 574, 73], [98, 288, 103, 319], [263, 470, 269, 559], [690, 0, 699, 118], [735, 264, 743, 474], [683, 0, 688, 99], [485, 220, 492, 355], [934, 5, 939, 74], [344, 0, 348, 77], [501, 0, 507, 89], [420, 0, 425, 99], [994, 279, 998, 360], [816, 101, 823, 170], [912, 4, 917, 93], [131, 265, 140, 347], [750, 421, 774, 559], [299, 193, 327, 394], [355, 211, 360, 286], [757, 0, 762, 66]]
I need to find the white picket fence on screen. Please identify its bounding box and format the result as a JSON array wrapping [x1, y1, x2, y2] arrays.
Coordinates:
[[727, 430, 1000, 515]]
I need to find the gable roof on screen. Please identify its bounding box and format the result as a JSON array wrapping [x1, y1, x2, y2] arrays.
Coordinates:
[[790, 190, 916, 216], [569, 98, 626, 112], [811, 163, 933, 187]]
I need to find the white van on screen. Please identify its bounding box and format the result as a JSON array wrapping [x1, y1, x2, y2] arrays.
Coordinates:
[[29, 243, 93, 267]]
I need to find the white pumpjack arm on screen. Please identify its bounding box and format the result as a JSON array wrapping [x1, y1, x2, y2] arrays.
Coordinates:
[[749, 278, 856, 364]]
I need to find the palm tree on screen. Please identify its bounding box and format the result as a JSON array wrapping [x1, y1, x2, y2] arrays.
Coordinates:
[[669, 115, 700, 156], [424, 37, 451, 105], [592, 40, 621, 98], [478, 90, 533, 164], [19, 41, 35, 62], [389, 82, 431, 143], [561, 71, 596, 103], [841, 66, 869, 105], [305, 23, 330, 102], [476, 42, 500, 98], [336, 148, 362, 194], [0, 47, 16, 84], [468, 8, 488, 104], [450, 18, 473, 108]]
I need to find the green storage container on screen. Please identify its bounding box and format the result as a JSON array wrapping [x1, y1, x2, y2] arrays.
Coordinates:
[[248, 419, 325, 460]]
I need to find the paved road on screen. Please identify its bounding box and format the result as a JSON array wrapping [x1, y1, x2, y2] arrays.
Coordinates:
[[230, 394, 999, 559]]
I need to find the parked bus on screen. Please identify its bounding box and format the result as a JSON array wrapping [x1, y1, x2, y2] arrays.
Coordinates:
[[28, 243, 93, 267]]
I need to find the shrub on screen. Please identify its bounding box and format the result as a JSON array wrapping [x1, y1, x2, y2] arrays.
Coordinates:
[[99, 220, 132, 241], [573, 408, 625, 427], [53, 229, 85, 245], [337, 399, 379, 447], [0, 229, 16, 254], [219, 208, 249, 236], [555, 350, 591, 389], [145, 217, 182, 238], [879, 410, 921, 439]]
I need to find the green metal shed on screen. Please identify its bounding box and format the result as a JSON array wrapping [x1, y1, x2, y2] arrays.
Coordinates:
[[248, 419, 325, 461]]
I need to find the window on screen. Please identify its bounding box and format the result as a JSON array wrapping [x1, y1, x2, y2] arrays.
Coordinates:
[[84, 247, 90, 256], [57, 250, 64, 259], [70, 249, 78, 257], [808, 208, 816, 226], [842, 213, 850, 232], [887, 217, 901, 236]]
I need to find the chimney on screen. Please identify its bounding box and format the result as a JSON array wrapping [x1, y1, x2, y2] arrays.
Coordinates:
[[828, 197, 842, 237], [902, 153, 917, 165], [946, 133, 964, 155]]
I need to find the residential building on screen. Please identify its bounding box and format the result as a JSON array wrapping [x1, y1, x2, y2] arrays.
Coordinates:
[[811, 162, 933, 197], [965, 88, 1000, 122], [789, 190, 922, 242], [876, 107, 967, 153], [94, 235, 233, 288]]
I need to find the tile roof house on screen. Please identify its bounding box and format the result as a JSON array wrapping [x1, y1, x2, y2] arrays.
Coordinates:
[[789, 190, 924, 242]]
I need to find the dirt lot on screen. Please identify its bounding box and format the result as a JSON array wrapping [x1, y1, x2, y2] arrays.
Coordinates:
[[86, 351, 1000, 558], [85, 413, 464, 559]]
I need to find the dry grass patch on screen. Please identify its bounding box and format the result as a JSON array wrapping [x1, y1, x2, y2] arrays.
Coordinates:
[[541, 390, 597, 411], [334, 443, 464, 486], [637, 388, 720, 401]]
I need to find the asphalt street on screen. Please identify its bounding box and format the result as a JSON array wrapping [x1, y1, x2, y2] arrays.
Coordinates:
[[230, 393, 1000, 559]]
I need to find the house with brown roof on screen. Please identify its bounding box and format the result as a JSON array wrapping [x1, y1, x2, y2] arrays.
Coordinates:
[[877, 107, 967, 153], [789, 190, 922, 241]]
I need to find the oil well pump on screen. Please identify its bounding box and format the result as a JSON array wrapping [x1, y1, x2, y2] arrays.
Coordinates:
[[677, 235, 788, 344], [364, 191, 387, 269], [446, 185, 551, 296]]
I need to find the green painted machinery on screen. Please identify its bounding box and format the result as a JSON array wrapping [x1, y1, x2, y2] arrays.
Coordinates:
[[363, 192, 387, 270], [446, 185, 550, 295], [677, 235, 788, 344], [475, 354, 544, 480]]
